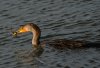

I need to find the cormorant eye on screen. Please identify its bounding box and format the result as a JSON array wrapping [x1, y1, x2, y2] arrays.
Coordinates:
[[20, 25, 24, 26], [19, 25, 25, 29]]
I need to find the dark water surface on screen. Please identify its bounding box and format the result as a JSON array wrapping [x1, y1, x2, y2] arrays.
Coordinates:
[[0, 0, 100, 68]]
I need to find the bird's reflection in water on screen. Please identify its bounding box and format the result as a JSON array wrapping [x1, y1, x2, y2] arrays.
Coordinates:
[[25, 46, 45, 64], [14, 45, 45, 67]]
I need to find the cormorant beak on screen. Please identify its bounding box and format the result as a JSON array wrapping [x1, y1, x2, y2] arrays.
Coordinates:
[[12, 26, 28, 38], [17, 27, 28, 33], [12, 31, 18, 38]]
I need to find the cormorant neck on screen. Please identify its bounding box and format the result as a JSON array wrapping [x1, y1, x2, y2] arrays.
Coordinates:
[[31, 27, 41, 47]]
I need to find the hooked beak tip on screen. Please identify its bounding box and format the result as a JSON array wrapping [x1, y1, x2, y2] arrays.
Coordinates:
[[12, 32, 18, 38]]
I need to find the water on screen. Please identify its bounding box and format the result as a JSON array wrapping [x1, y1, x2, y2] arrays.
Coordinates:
[[0, 0, 100, 68]]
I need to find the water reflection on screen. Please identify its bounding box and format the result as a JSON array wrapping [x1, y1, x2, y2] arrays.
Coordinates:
[[14, 47, 45, 68]]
